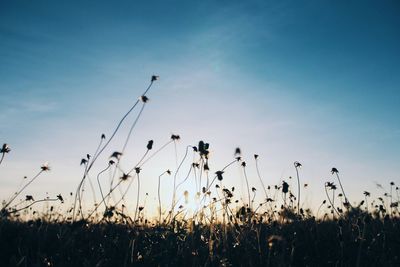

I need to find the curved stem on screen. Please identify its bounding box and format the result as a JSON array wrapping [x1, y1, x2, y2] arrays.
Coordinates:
[[87, 80, 154, 172], [335, 172, 349, 205], [96, 164, 111, 210], [8, 198, 58, 214]]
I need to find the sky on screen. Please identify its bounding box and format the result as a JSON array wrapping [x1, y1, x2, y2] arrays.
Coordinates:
[[1, 0, 399, 217]]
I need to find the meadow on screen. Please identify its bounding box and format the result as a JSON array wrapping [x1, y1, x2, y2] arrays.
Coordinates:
[[1, 76, 399, 267]]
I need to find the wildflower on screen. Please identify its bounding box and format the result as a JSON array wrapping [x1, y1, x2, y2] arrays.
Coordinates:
[[57, 194, 64, 202], [41, 162, 50, 171], [138, 206, 144, 211], [135, 167, 141, 174], [147, 140, 154, 150], [204, 163, 209, 171], [25, 195, 34, 201], [241, 161, 246, 167], [390, 181, 395, 186], [171, 134, 180, 141], [101, 134, 106, 139], [151, 75, 159, 82], [140, 95, 149, 103], [252, 187, 256, 192], [254, 154, 259, 159], [166, 169, 171, 175], [216, 171, 224, 181], [364, 191, 371, 197], [120, 173, 131, 181], [109, 160, 115, 165], [294, 161, 302, 168], [80, 158, 87, 166], [110, 151, 123, 159], [1, 144, 10, 153], [234, 147, 241, 156], [282, 181, 289, 193], [331, 167, 339, 174]]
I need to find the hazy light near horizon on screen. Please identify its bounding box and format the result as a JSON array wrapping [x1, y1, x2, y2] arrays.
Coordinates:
[[0, 0, 399, 217]]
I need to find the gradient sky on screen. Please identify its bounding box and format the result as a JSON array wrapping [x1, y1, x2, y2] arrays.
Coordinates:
[[1, 0, 399, 216]]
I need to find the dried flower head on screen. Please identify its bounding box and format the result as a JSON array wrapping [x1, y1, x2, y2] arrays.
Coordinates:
[[140, 95, 149, 103], [216, 171, 224, 181], [41, 162, 50, 171], [151, 75, 159, 82], [25, 195, 34, 201], [166, 169, 171, 175], [234, 147, 241, 156], [135, 167, 141, 174], [282, 181, 289, 194], [120, 173, 131, 181], [171, 134, 180, 141], [331, 167, 339, 174], [110, 151, 123, 159], [294, 161, 302, 168], [80, 158, 87, 166], [57, 194, 64, 202], [1, 144, 10, 153], [147, 140, 154, 150]]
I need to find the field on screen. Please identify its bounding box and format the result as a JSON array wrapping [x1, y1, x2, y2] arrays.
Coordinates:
[[1, 77, 399, 267]]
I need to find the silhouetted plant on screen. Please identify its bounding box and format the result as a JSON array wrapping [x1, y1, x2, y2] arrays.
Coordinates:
[[0, 143, 10, 166]]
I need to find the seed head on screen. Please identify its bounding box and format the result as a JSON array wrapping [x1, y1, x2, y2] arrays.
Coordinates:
[[140, 95, 149, 103], [331, 167, 339, 174], [110, 151, 123, 159], [41, 162, 50, 171], [147, 140, 154, 150], [294, 161, 302, 168], [1, 144, 10, 153], [171, 134, 180, 141], [120, 173, 131, 181], [216, 171, 224, 181]]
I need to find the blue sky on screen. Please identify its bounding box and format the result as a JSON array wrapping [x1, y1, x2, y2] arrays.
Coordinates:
[[1, 0, 399, 215]]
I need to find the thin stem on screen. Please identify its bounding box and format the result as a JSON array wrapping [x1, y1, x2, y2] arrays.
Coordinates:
[[255, 158, 269, 201], [295, 167, 300, 215], [8, 198, 59, 214], [4, 170, 44, 209], [134, 173, 141, 223], [109, 103, 147, 201], [87, 80, 154, 173], [242, 166, 251, 210], [96, 164, 112, 210], [335, 173, 349, 205], [139, 140, 174, 167], [0, 153, 5, 166]]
